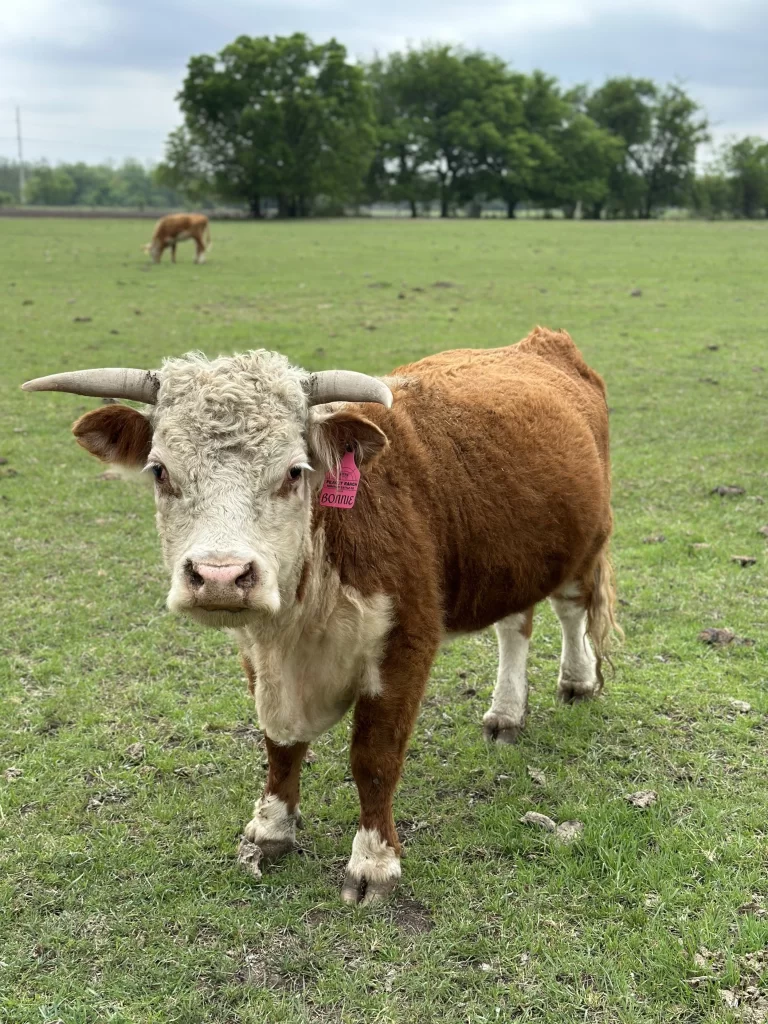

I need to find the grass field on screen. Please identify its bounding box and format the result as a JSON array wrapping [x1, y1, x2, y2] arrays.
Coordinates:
[[1, 218, 767, 1024]]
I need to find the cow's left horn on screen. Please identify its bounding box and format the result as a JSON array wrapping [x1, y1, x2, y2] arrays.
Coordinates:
[[305, 371, 393, 409], [21, 368, 160, 404]]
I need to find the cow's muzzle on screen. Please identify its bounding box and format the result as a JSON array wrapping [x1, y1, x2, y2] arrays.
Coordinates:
[[183, 558, 258, 612]]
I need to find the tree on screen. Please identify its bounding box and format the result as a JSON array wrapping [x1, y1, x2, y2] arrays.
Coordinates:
[[542, 110, 625, 218], [160, 33, 376, 217], [371, 46, 533, 218], [689, 173, 731, 219], [26, 166, 76, 206], [365, 53, 437, 216], [723, 137, 768, 218], [587, 78, 709, 218], [458, 66, 536, 219]]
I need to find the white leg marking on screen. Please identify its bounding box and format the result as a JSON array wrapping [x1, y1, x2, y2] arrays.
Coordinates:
[[243, 793, 297, 847], [342, 828, 401, 905], [550, 584, 598, 701], [483, 611, 530, 742]]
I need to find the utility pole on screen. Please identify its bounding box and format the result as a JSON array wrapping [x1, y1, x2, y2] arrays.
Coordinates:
[[16, 106, 25, 204]]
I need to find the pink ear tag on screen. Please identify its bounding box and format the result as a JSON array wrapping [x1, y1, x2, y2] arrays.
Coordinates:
[[319, 450, 360, 510]]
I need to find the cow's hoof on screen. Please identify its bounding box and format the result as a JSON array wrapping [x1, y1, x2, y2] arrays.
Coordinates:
[[482, 711, 524, 744], [341, 828, 401, 906], [557, 678, 599, 704], [341, 871, 399, 906], [242, 794, 298, 862]]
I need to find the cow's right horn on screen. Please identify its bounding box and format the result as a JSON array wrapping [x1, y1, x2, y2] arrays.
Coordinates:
[[21, 368, 160, 404], [305, 370, 393, 409]]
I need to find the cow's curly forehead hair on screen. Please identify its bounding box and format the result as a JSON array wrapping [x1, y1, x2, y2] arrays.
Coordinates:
[[150, 350, 309, 460]]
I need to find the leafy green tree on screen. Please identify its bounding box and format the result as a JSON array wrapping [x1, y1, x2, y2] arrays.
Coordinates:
[[587, 78, 708, 217], [456, 66, 535, 218], [0, 159, 24, 202], [365, 53, 438, 216], [542, 110, 625, 218], [689, 173, 732, 219], [160, 33, 376, 217], [26, 166, 76, 206], [723, 137, 768, 218], [373, 46, 527, 217]]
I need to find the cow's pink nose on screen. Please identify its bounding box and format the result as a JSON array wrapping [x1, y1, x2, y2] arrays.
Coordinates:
[[184, 560, 257, 608], [194, 563, 249, 587]]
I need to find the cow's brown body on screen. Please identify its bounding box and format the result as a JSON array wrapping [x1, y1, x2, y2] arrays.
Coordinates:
[[322, 328, 611, 626], [145, 213, 211, 264]]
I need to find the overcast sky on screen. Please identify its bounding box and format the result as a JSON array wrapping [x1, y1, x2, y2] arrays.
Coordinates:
[[1, 0, 766, 167]]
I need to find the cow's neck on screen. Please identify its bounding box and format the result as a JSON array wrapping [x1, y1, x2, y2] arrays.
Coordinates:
[[236, 525, 392, 746]]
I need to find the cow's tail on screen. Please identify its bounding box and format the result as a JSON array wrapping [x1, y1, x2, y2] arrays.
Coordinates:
[[204, 221, 213, 253], [586, 543, 623, 690]]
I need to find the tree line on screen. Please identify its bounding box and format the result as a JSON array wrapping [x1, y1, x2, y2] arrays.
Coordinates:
[[156, 35, 767, 220], [0, 158, 184, 209], [2, 35, 767, 220]]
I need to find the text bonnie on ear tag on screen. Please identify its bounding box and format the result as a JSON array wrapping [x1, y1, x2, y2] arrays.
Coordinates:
[[319, 450, 360, 510]]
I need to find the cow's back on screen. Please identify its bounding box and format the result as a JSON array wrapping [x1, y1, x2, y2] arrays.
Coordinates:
[[325, 328, 613, 635], [153, 213, 208, 239]]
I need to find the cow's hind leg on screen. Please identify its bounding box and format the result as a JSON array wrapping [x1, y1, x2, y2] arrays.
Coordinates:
[[194, 237, 206, 264], [238, 736, 307, 875], [483, 608, 534, 743], [550, 582, 599, 703]]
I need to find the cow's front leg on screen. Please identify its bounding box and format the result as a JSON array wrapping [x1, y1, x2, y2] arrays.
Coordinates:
[[238, 737, 306, 875], [342, 644, 432, 906]]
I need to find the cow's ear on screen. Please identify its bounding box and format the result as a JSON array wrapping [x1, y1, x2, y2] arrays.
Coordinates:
[[72, 405, 152, 466], [309, 408, 388, 471]]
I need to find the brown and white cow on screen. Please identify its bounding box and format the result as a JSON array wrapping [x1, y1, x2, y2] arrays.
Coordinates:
[[143, 213, 211, 264], [22, 328, 619, 904]]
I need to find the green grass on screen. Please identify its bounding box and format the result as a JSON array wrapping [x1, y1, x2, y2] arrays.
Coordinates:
[[1, 218, 767, 1024]]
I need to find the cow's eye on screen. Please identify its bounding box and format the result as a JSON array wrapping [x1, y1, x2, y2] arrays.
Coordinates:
[[289, 466, 303, 481], [150, 463, 168, 484]]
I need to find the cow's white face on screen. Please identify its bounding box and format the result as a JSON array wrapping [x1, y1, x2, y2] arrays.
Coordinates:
[[69, 350, 388, 630], [149, 351, 319, 628]]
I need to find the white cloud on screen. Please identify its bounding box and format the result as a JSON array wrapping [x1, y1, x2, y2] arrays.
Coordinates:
[[0, 0, 113, 48]]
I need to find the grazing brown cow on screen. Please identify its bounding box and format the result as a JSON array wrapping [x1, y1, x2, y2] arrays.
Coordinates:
[[143, 213, 211, 264], [22, 327, 619, 905]]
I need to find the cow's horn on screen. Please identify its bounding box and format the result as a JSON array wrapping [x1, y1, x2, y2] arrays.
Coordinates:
[[21, 368, 160, 404], [305, 370, 393, 409]]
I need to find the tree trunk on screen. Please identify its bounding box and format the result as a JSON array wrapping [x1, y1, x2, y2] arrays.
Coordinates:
[[409, 198, 418, 218], [506, 199, 516, 219], [440, 195, 449, 218], [249, 196, 262, 219]]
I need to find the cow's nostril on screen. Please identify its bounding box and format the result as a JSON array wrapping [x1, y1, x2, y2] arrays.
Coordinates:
[[235, 563, 258, 591], [184, 561, 205, 589]]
